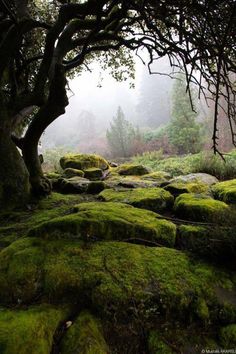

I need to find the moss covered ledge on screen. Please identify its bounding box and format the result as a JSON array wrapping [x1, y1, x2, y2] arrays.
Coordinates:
[[28, 202, 176, 247]]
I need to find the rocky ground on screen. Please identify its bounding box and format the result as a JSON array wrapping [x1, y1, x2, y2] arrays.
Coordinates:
[[0, 153, 236, 354]]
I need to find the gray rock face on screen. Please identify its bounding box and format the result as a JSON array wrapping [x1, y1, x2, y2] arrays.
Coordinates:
[[167, 173, 219, 186]]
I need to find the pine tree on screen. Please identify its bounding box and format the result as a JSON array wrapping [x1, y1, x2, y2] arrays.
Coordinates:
[[168, 75, 202, 154]]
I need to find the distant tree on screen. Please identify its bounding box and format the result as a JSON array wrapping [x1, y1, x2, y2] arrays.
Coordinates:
[[168, 75, 202, 154], [106, 107, 141, 157]]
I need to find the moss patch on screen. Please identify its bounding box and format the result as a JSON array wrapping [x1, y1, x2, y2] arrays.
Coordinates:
[[174, 193, 229, 223], [99, 188, 174, 212], [116, 164, 150, 176], [148, 331, 173, 354], [0, 304, 69, 354], [60, 311, 109, 354], [28, 202, 176, 247], [212, 179, 236, 204], [60, 154, 109, 171], [220, 324, 236, 346]]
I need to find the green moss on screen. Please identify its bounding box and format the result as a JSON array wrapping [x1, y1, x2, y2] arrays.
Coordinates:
[[194, 298, 210, 321], [0, 238, 235, 325], [99, 188, 174, 212], [60, 154, 109, 171], [0, 304, 69, 354], [84, 168, 103, 180], [212, 179, 236, 204], [62, 168, 84, 178], [177, 225, 236, 263], [28, 202, 176, 247], [220, 324, 236, 346], [45, 172, 61, 179], [116, 164, 150, 176], [164, 182, 209, 197], [141, 171, 172, 182], [148, 331, 173, 354], [60, 311, 109, 354], [174, 193, 229, 223]]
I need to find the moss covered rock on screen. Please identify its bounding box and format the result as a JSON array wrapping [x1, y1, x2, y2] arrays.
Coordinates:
[[164, 182, 209, 197], [212, 179, 236, 204], [28, 202, 176, 247], [62, 168, 85, 178], [55, 177, 90, 194], [99, 188, 174, 212], [220, 324, 236, 347], [60, 311, 109, 354], [60, 154, 109, 171], [0, 239, 235, 325], [174, 193, 229, 223], [84, 168, 103, 180], [0, 305, 69, 354], [177, 225, 236, 264], [87, 181, 106, 194], [116, 164, 150, 176]]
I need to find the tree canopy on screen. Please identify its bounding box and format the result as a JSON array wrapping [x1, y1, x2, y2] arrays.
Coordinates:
[[0, 0, 236, 203]]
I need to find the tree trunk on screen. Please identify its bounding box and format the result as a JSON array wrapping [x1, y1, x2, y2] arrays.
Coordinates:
[[0, 128, 30, 209]]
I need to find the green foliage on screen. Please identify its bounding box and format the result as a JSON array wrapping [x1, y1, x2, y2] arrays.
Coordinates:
[[106, 107, 142, 157], [192, 151, 236, 180], [133, 150, 236, 179], [168, 75, 202, 154]]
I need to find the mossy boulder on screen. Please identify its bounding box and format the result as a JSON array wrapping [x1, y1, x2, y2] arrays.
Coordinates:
[[174, 193, 229, 223], [212, 179, 236, 204], [0, 305, 69, 354], [164, 182, 209, 197], [84, 168, 103, 180], [177, 225, 236, 264], [45, 172, 61, 180], [60, 154, 109, 171], [62, 168, 84, 178], [60, 311, 109, 354], [99, 188, 174, 212], [116, 164, 150, 176], [0, 239, 235, 325], [28, 202, 176, 247], [55, 177, 90, 194]]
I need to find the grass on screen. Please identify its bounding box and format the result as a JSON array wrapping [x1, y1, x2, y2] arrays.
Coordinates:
[[133, 150, 236, 180]]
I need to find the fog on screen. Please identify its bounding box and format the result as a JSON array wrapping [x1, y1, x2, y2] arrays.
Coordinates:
[[42, 57, 174, 152]]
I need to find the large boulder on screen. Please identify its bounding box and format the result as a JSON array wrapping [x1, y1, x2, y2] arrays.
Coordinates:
[[99, 188, 174, 212], [174, 193, 229, 223], [28, 202, 176, 247], [116, 164, 150, 176], [60, 154, 109, 171], [212, 179, 236, 204]]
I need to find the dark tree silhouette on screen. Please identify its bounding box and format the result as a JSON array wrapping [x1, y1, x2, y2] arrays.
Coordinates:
[[0, 0, 235, 206]]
